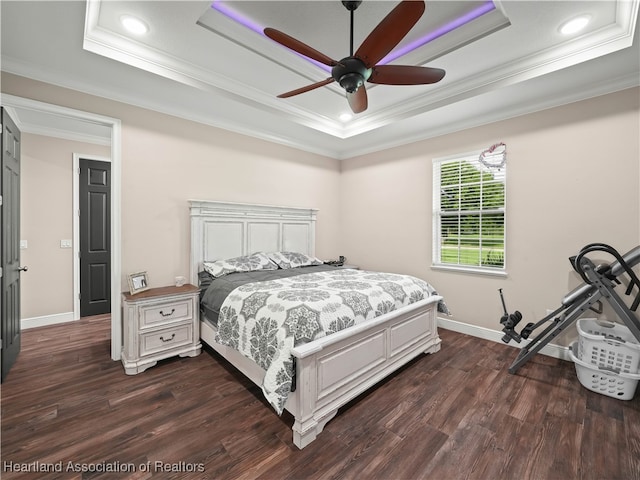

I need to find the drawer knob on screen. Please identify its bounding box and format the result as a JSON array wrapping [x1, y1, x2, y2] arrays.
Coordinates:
[[159, 333, 176, 343], [159, 308, 175, 317]]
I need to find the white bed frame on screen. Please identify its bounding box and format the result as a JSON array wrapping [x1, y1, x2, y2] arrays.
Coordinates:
[[189, 200, 442, 448]]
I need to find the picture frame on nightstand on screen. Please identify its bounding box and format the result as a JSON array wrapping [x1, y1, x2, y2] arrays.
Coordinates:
[[127, 271, 150, 295]]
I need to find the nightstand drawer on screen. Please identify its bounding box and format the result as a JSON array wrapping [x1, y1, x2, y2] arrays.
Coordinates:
[[140, 323, 193, 356], [139, 298, 193, 328]]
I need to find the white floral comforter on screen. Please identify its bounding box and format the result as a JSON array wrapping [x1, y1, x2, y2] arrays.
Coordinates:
[[214, 268, 444, 414]]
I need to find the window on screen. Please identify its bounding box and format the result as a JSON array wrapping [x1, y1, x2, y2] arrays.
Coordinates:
[[432, 148, 506, 274]]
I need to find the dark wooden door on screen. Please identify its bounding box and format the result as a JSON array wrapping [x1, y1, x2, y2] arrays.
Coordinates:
[[1, 108, 22, 382], [79, 159, 111, 317]]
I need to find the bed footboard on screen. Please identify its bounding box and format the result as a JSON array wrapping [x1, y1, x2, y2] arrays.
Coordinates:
[[201, 298, 441, 449], [288, 297, 441, 448]]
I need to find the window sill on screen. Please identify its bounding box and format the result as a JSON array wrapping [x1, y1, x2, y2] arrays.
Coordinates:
[[431, 264, 508, 277]]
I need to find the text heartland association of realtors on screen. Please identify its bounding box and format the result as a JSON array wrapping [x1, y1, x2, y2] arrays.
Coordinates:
[[2, 460, 206, 474]]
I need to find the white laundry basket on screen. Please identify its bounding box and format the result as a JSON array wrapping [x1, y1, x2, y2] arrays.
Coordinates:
[[576, 318, 640, 374], [570, 343, 640, 400]]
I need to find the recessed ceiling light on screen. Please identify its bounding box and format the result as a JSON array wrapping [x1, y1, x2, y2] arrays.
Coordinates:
[[339, 113, 352, 122], [559, 15, 591, 35], [121, 15, 149, 35]]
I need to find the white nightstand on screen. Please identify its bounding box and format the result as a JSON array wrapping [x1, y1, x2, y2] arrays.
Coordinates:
[[121, 284, 201, 375]]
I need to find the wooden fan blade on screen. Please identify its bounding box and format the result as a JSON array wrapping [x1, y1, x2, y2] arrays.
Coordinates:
[[355, 1, 425, 68], [264, 28, 338, 67], [347, 85, 368, 114], [369, 65, 445, 85], [277, 78, 335, 98]]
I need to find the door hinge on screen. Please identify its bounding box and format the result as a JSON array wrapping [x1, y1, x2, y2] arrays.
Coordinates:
[[0, 267, 3, 278], [0, 195, 3, 206]]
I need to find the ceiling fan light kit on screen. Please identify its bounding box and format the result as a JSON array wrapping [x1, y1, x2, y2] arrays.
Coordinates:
[[332, 58, 371, 93], [264, 0, 445, 114]]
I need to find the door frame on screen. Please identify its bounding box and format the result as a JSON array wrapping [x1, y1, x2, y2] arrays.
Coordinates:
[[1, 94, 123, 361], [73, 154, 111, 320]]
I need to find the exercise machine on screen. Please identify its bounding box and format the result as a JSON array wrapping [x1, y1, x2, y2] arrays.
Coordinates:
[[500, 243, 640, 374]]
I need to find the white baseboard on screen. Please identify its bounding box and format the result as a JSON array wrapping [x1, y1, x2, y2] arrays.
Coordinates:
[[437, 316, 571, 362], [20, 313, 570, 360], [22, 312, 76, 330]]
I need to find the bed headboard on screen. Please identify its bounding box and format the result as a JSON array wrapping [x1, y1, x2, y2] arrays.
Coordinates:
[[189, 200, 318, 285]]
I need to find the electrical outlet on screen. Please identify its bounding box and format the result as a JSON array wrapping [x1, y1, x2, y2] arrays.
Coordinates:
[[60, 239, 72, 249]]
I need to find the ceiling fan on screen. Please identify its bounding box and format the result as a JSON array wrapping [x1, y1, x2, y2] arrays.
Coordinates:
[[264, 0, 445, 114]]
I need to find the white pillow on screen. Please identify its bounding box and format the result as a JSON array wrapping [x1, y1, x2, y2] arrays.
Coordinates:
[[266, 251, 323, 269], [203, 252, 277, 278]]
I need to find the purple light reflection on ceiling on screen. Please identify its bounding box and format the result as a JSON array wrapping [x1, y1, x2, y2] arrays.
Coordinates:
[[211, 0, 496, 69], [212, 0, 264, 34], [380, 1, 496, 64]]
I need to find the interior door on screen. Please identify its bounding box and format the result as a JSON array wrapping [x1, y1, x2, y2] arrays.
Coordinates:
[[1, 108, 22, 382], [79, 159, 111, 317]]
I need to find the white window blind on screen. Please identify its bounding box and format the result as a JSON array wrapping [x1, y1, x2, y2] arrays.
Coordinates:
[[432, 147, 506, 273]]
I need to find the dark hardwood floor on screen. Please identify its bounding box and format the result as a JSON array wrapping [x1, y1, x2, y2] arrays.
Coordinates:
[[2, 316, 639, 480]]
